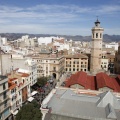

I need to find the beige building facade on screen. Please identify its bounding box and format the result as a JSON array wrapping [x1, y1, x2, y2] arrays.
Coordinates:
[[0, 54, 37, 86], [32, 54, 65, 80], [8, 71, 31, 116], [114, 45, 120, 74], [65, 54, 88, 73], [0, 76, 11, 120], [90, 19, 104, 73]]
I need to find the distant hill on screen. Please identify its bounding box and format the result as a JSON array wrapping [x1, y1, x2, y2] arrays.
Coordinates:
[[0, 33, 120, 42]]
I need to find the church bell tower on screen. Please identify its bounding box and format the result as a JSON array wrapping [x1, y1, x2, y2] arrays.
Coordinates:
[[90, 18, 104, 73]]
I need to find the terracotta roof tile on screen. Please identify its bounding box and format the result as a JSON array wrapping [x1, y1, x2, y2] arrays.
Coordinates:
[[65, 72, 120, 93]]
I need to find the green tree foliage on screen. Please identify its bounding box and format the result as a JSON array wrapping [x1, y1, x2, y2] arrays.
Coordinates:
[[16, 100, 42, 120], [37, 76, 49, 87]]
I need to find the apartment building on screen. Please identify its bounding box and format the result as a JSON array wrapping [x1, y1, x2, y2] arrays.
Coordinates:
[[8, 70, 31, 116], [32, 54, 65, 80], [101, 57, 109, 71], [1, 54, 37, 86], [0, 75, 11, 120], [12, 35, 38, 48], [65, 54, 88, 73]]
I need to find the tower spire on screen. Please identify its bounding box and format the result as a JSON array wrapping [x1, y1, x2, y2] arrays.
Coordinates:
[[95, 16, 100, 27]]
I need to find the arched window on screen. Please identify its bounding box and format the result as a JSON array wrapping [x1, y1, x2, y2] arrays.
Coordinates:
[[93, 33, 94, 38], [96, 33, 98, 38], [100, 33, 102, 38]]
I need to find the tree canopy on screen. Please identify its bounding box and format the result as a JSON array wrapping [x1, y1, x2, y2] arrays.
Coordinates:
[[16, 100, 42, 120], [37, 76, 49, 87]]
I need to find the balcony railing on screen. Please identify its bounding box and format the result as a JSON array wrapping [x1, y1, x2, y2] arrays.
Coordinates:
[[0, 103, 10, 112], [0, 95, 9, 103]]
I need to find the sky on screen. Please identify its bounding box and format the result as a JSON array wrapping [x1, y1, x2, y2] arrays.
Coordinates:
[[0, 0, 120, 36]]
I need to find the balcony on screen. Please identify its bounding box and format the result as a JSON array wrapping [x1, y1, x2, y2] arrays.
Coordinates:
[[0, 95, 9, 103], [50, 69, 56, 72], [0, 103, 10, 113]]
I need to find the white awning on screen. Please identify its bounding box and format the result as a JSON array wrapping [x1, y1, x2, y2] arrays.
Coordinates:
[[31, 91, 38, 96], [27, 97, 34, 102], [11, 110, 18, 115]]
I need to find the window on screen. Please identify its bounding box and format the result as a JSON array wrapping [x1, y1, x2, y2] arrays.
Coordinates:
[[23, 79, 24, 83], [100, 33, 102, 38], [96, 33, 98, 38], [69, 68, 71, 71], [4, 100, 7, 108], [3, 83, 6, 90], [66, 68, 67, 71], [81, 62, 83, 64], [53, 67, 56, 71], [93, 33, 94, 38], [73, 68, 75, 71], [3, 91, 7, 99]]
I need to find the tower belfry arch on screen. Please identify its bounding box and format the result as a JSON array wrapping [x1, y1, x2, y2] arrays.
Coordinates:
[[90, 18, 104, 74]]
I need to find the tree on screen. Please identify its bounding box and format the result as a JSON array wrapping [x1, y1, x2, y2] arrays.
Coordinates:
[[16, 100, 42, 120], [37, 76, 48, 87]]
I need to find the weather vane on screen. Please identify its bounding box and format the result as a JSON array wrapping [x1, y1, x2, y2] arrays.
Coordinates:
[[96, 16, 98, 20]]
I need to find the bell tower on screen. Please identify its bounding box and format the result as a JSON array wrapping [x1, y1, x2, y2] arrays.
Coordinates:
[[90, 18, 104, 73]]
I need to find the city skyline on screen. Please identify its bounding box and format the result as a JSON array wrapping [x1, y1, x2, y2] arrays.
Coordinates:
[[0, 0, 120, 35]]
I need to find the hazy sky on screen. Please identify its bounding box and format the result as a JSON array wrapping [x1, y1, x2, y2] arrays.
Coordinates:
[[0, 0, 120, 35]]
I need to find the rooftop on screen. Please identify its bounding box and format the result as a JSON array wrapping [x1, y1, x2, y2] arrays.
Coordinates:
[[41, 88, 120, 120], [65, 54, 88, 59], [65, 71, 120, 92]]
